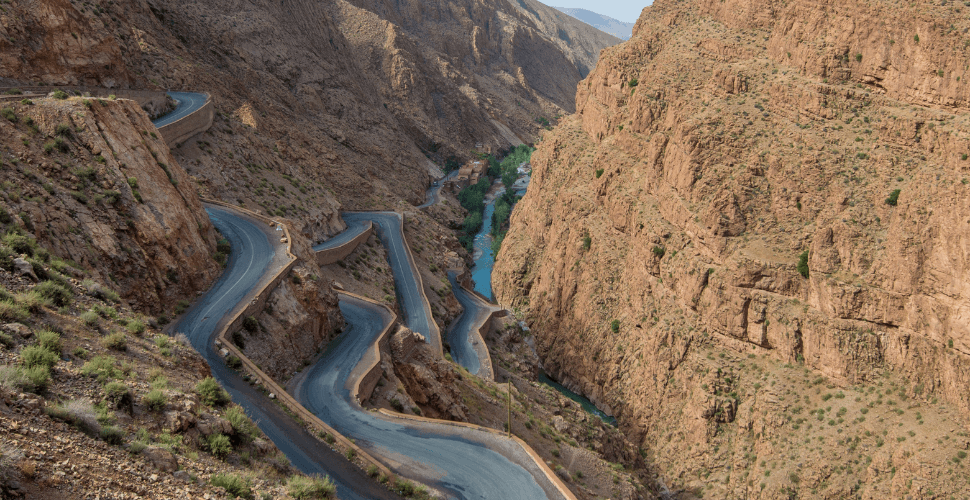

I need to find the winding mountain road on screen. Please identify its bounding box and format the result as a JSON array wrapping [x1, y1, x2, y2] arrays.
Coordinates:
[[445, 271, 497, 378], [292, 296, 558, 500], [171, 207, 397, 500], [152, 91, 208, 128], [340, 212, 441, 355], [160, 101, 562, 498]]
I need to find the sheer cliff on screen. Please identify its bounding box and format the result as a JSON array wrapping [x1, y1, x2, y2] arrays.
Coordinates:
[[494, 0, 970, 496]]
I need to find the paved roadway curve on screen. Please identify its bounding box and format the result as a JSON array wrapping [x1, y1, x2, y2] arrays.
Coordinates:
[[292, 296, 558, 500], [311, 218, 371, 253], [152, 91, 208, 128], [445, 271, 493, 377], [417, 170, 458, 209], [341, 212, 440, 354], [171, 207, 398, 500]]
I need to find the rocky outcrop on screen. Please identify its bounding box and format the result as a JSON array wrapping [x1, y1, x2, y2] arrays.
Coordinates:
[[391, 326, 468, 421], [235, 267, 342, 383], [494, 0, 970, 496], [0, 97, 219, 311]]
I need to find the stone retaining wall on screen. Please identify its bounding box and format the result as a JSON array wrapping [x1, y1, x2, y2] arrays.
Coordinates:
[[157, 96, 214, 148], [315, 222, 373, 266]]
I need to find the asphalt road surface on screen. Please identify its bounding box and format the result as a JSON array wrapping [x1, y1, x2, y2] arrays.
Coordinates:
[[172, 206, 398, 500], [342, 212, 440, 354], [151, 91, 207, 128], [445, 271, 490, 376], [293, 296, 558, 500], [417, 170, 458, 209], [311, 218, 371, 253]]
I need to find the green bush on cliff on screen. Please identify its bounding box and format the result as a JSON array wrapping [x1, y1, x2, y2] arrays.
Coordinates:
[[797, 250, 810, 279]]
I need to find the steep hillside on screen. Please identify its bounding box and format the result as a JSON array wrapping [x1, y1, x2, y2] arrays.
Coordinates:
[[0, 0, 618, 245], [0, 97, 219, 314], [552, 7, 636, 40], [495, 0, 970, 496]]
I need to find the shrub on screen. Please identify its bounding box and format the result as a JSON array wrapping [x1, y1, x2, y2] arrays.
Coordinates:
[[582, 233, 591, 251], [242, 316, 259, 332], [797, 250, 810, 278], [595, 168, 604, 178], [195, 377, 229, 406], [210, 473, 252, 499], [81, 355, 120, 381], [0, 108, 16, 122], [35, 330, 60, 353], [226, 355, 242, 369], [81, 310, 100, 327], [287, 474, 336, 499], [54, 399, 101, 436], [143, 389, 167, 412], [3, 88, 22, 95], [51, 90, 68, 100], [225, 405, 260, 441], [652, 246, 666, 258], [100, 426, 124, 445], [0, 365, 42, 393], [0, 301, 29, 322], [610, 319, 620, 333], [20, 345, 58, 369], [3, 233, 36, 256], [885, 189, 901, 206], [126, 320, 146, 336], [35, 281, 72, 307], [16, 291, 48, 314], [55, 123, 72, 137], [101, 332, 127, 351], [0, 332, 13, 349], [82, 279, 120, 303], [390, 398, 404, 412], [206, 433, 232, 459], [128, 441, 147, 454], [104, 381, 132, 409]]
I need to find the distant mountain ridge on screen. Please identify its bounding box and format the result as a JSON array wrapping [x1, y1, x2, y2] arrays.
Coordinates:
[[552, 7, 636, 39]]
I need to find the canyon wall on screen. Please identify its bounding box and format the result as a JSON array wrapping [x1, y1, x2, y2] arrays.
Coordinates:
[[0, 97, 219, 312], [494, 0, 970, 496]]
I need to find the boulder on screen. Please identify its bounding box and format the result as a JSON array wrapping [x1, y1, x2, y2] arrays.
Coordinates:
[[142, 446, 178, 472], [12, 258, 36, 281]]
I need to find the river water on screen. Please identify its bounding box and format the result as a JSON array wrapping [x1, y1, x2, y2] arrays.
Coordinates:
[[468, 174, 616, 425]]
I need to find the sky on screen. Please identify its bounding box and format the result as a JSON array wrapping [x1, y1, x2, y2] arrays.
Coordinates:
[[548, 0, 652, 23]]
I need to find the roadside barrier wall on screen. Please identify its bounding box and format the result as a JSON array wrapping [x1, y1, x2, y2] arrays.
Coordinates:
[[315, 222, 373, 266], [399, 213, 443, 358], [199, 200, 397, 482], [340, 292, 396, 403], [473, 308, 498, 381], [157, 95, 214, 148]]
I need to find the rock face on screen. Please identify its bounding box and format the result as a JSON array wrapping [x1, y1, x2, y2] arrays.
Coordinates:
[[494, 0, 970, 495], [0, 0, 134, 87], [0, 98, 219, 311], [235, 267, 341, 383], [391, 326, 468, 421]]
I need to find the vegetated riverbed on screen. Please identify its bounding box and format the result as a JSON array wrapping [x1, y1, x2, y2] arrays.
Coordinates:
[[469, 173, 617, 427]]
